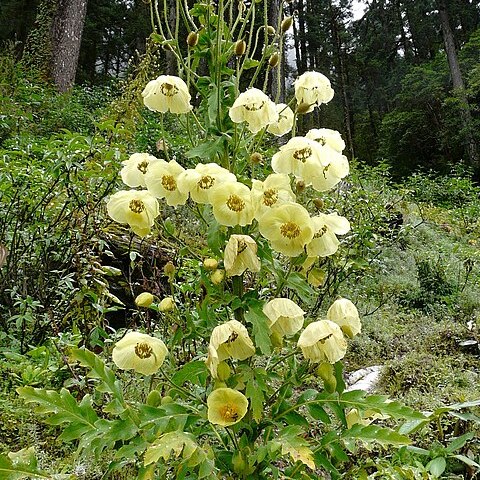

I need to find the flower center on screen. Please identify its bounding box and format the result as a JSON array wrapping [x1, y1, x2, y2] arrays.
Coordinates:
[[293, 147, 312, 162], [129, 199, 145, 214], [220, 404, 239, 422], [244, 101, 265, 112], [226, 331, 239, 343], [314, 225, 328, 238], [161, 82, 179, 97], [137, 160, 149, 174], [226, 194, 245, 212], [263, 188, 278, 207], [161, 174, 177, 191], [280, 222, 301, 239], [317, 136, 326, 146], [198, 175, 215, 190], [134, 342, 153, 359]]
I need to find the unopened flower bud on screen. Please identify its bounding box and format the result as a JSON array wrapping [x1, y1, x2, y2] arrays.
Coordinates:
[[161, 395, 174, 405], [296, 180, 305, 193], [210, 269, 225, 285], [267, 25, 276, 36], [281, 16, 293, 33], [269, 52, 280, 68], [159, 296, 175, 312], [146, 390, 162, 407], [235, 40, 247, 56], [163, 261, 175, 276], [203, 258, 218, 270], [250, 152, 263, 164], [135, 292, 154, 308], [186, 31, 198, 47], [296, 102, 312, 114], [313, 198, 324, 210]]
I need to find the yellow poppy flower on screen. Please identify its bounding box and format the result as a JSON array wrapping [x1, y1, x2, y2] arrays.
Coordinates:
[[120, 153, 165, 188], [142, 75, 192, 114], [302, 147, 349, 192], [229, 88, 278, 134], [326, 298, 361, 338], [206, 320, 255, 377], [224, 234, 261, 277], [267, 103, 294, 137], [177, 163, 237, 204], [144, 159, 188, 207], [305, 128, 346, 153], [112, 331, 168, 375], [297, 320, 347, 364], [294, 71, 334, 113], [258, 203, 314, 257], [306, 213, 350, 257], [207, 388, 248, 426], [210, 182, 255, 226], [251, 173, 296, 220], [107, 190, 160, 237], [263, 298, 305, 337], [271, 136, 325, 178]]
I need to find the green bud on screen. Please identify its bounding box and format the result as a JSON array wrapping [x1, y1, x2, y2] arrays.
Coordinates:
[[317, 362, 337, 393], [269, 52, 280, 68], [187, 31, 198, 47], [161, 395, 174, 405], [267, 25, 276, 36], [163, 261, 175, 276], [135, 292, 154, 308], [296, 102, 312, 114], [146, 390, 162, 407], [281, 16, 293, 33], [250, 152, 263, 164], [235, 40, 247, 56], [271, 331, 284, 349]]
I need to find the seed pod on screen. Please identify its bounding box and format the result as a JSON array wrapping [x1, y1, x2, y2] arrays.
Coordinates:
[[281, 16, 293, 33], [186, 31, 198, 47], [269, 52, 280, 68], [267, 25, 276, 36], [249, 152, 263, 164], [235, 39, 247, 56]]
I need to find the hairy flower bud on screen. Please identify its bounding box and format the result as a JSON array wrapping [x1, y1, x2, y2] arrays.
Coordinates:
[[267, 25, 276, 36], [159, 296, 175, 312], [313, 198, 324, 210], [235, 39, 247, 56], [296, 180, 305, 193], [135, 292, 154, 308], [163, 261, 175, 276], [210, 269, 225, 285], [269, 52, 279, 68], [203, 258, 219, 270], [250, 152, 263, 164], [186, 31, 198, 47], [281, 16, 293, 33]]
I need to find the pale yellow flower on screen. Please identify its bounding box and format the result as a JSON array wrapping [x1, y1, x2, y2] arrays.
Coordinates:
[[267, 103, 294, 137], [229, 88, 278, 134], [177, 163, 236, 204], [210, 269, 225, 285], [206, 320, 255, 377], [302, 147, 349, 192], [112, 331, 168, 375], [142, 75, 192, 114], [224, 234, 260, 277], [258, 203, 314, 257], [144, 159, 188, 207], [297, 320, 347, 364], [271, 136, 325, 178], [251, 173, 296, 220], [305, 128, 346, 153], [159, 296, 175, 312], [210, 182, 255, 226], [207, 388, 248, 426], [263, 298, 305, 337], [107, 190, 160, 237], [135, 292, 154, 308], [326, 298, 361, 338], [294, 71, 334, 113], [306, 213, 350, 257], [120, 153, 165, 188]]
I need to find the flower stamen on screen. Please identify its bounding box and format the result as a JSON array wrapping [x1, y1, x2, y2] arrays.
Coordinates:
[[226, 194, 245, 212], [161, 174, 177, 191], [280, 222, 301, 239], [129, 199, 146, 214], [134, 342, 153, 359]]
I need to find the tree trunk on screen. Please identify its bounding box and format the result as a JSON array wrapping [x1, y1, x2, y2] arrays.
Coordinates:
[[50, 0, 88, 92], [268, 0, 285, 102], [437, 0, 479, 172]]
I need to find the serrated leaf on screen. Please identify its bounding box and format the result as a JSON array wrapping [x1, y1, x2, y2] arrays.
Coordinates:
[[284, 272, 316, 305], [307, 403, 331, 423], [246, 376, 264, 423], [0, 453, 49, 479], [171, 360, 208, 386], [244, 302, 272, 355], [144, 431, 200, 466], [343, 424, 410, 445], [274, 426, 315, 470]]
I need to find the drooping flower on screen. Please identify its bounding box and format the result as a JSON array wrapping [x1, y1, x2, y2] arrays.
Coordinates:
[[271, 136, 325, 178], [306, 213, 350, 257], [267, 103, 295, 137], [206, 320, 255, 377], [224, 234, 261, 277], [263, 298, 305, 337], [326, 298, 361, 338], [258, 202, 314, 257], [251, 173, 296, 220], [305, 128, 346, 153], [207, 388, 248, 426], [297, 320, 347, 364], [229, 88, 278, 134], [135, 292, 154, 308], [144, 159, 188, 207], [121, 153, 165, 188], [294, 71, 334, 113], [210, 182, 255, 226], [302, 147, 349, 192], [112, 331, 168, 375], [107, 190, 160, 237], [176, 163, 236, 204], [142, 75, 192, 114]]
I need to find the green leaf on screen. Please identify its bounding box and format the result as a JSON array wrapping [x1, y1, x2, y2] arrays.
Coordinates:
[[307, 403, 330, 423], [246, 375, 264, 423], [313, 452, 341, 479], [242, 58, 260, 70], [0, 451, 49, 480], [284, 272, 316, 305], [273, 426, 315, 470], [342, 424, 411, 446], [185, 136, 226, 161], [244, 301, 272, 355], [452, 454, 480, 469], [445, 432, 474, 453], [206, 217, 225, 257], [171, 360, 208, 386], [427, 457, 446, 477]]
